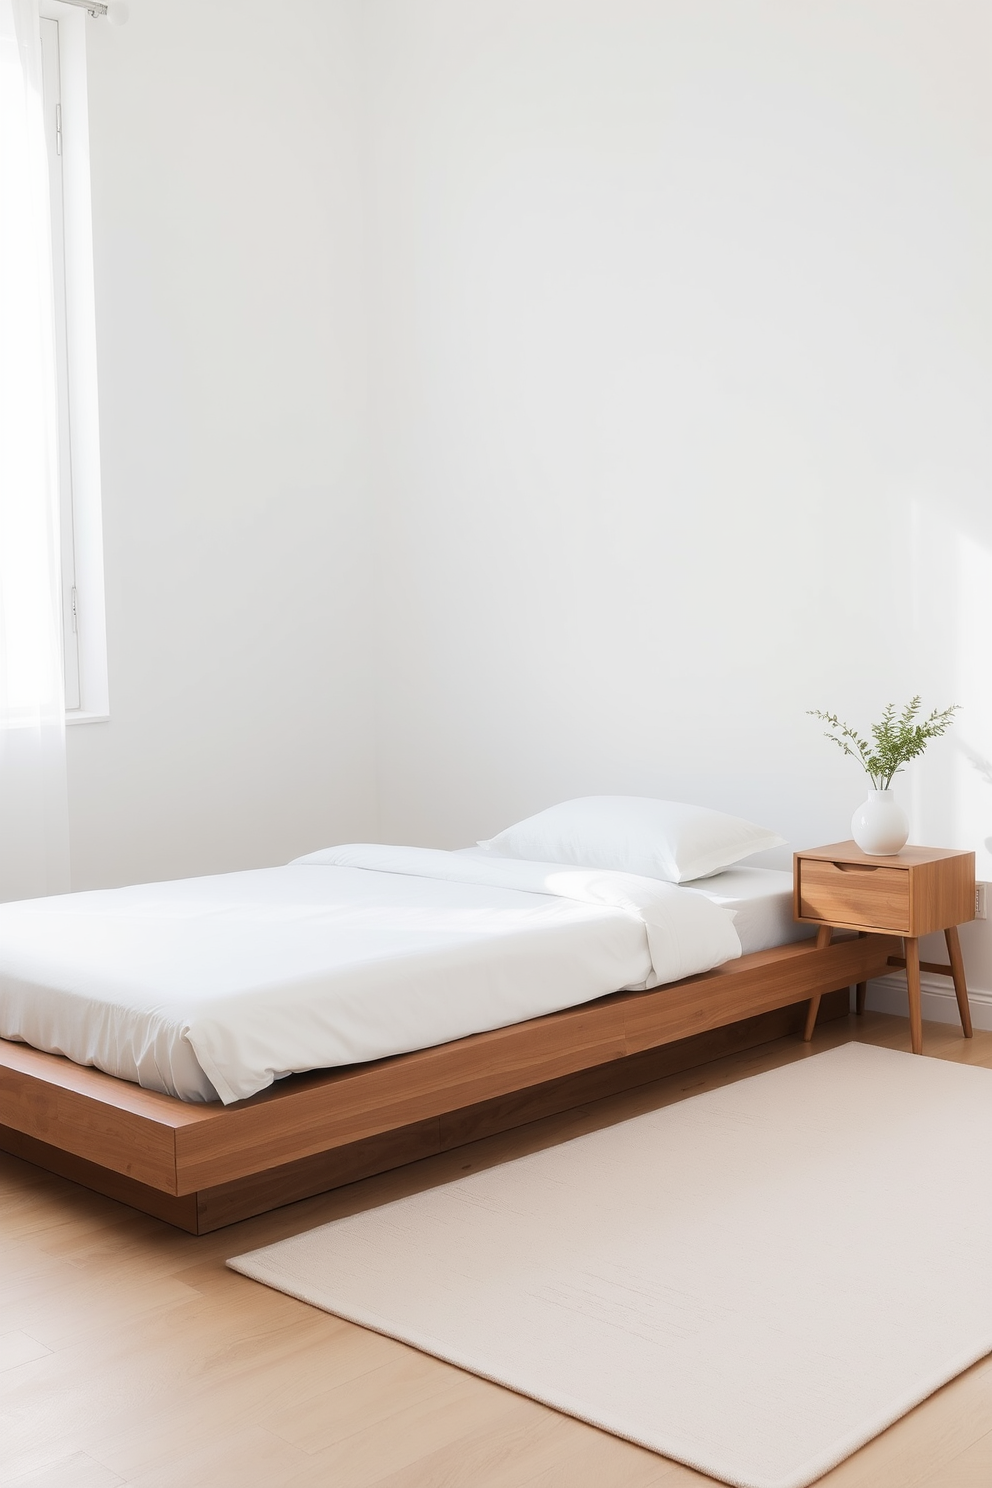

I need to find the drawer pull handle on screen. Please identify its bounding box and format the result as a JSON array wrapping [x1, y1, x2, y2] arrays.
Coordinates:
[[832, 862, 879, 873]]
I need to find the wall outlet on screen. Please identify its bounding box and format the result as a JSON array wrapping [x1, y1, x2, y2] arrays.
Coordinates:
[[977, 883, 988, 921]]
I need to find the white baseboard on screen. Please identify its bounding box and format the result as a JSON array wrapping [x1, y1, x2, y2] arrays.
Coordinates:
[[864, 973, 992, 1031]]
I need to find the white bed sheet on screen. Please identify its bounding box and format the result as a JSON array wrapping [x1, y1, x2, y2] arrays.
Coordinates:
[[0, 845, 740, 1105], [460, 849, 808, 957], [680, 866, 814, 955]]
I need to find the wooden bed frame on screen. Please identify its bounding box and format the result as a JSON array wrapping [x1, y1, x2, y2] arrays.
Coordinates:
[[0, 931, 896, 1234]]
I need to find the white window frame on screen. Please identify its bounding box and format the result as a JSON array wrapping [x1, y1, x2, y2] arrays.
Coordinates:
[[39, 0, 108, 723]]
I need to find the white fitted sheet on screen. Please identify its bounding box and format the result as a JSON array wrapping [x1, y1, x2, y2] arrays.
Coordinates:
[[0, 845, 740, 1105], [681, 866, 814, 955], [460, 851, 808, 958]]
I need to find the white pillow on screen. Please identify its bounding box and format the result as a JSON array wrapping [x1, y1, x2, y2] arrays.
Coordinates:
[[478, 796, 785, 884]]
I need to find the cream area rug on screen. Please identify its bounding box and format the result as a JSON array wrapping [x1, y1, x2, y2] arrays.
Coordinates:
[[228, 1044, 992, 1488]]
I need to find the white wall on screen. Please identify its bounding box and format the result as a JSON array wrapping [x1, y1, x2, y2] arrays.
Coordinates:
[[361, 0, 992, 992], [70, 1, 992, 1002], [67, 0, 378, 887]]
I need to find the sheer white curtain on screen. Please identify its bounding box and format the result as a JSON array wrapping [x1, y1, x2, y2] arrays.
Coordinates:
[[0, 0, 70, 901]]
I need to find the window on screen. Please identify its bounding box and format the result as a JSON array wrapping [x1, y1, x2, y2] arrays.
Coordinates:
[[39, 1, 108, 721]]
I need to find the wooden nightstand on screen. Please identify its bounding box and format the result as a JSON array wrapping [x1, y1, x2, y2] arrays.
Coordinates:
[[794, 841, 975, 1054]]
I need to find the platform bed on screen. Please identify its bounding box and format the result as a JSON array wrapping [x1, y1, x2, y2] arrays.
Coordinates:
[[0, 931, 895, 1233]]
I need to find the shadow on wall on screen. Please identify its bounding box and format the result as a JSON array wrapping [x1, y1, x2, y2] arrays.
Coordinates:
[[909, 500, 992, 883], [958, 744, 992, 857]]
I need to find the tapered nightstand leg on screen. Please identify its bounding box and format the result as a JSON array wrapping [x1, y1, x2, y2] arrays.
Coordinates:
[[803, 1000, 820, 1041], [905, 937, 923, 1055], [804, 926, 833, 1041], [945, 925, 973, 1038], [855, 933, 868, 1014]]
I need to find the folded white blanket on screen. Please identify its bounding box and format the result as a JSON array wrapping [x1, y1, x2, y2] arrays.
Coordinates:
[[0, 846, 740, 1104], [294, 844, 741, 989]]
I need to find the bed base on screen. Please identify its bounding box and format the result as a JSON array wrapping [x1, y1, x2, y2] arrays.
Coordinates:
[[0, 934, 895, 1233]]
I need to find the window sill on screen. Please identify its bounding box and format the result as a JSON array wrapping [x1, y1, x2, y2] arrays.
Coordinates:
[[65, 710, 109, 726]]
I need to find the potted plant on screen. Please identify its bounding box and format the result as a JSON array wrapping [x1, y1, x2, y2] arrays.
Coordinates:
[[808, 698, 959, 854]]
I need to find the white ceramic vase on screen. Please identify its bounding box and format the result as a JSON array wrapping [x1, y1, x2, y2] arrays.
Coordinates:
[[851, 788, 909, 855]]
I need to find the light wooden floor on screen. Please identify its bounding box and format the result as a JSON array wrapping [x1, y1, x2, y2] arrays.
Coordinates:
[[4, 1011, 992, 1488]]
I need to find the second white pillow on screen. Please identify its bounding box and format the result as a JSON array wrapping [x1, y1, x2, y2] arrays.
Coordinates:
[[478, 796, 785, 884]]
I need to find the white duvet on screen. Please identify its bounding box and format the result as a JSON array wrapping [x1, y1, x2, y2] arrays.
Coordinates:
[[0, 845, 741, 1104]]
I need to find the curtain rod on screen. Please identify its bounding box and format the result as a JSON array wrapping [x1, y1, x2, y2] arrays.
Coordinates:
[[59, 0, 109, 16]]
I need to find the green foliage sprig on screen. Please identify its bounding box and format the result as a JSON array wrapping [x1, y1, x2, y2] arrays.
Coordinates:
[[808, 697, 959, 791]]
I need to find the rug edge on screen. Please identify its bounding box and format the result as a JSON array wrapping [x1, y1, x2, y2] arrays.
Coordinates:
[[229, 1254, 992, 1488]]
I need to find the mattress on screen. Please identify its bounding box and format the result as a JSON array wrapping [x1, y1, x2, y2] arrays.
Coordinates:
[[460, 851, 810, 957], [0, 845, 741, 1105], [681, 866, 814, 955]]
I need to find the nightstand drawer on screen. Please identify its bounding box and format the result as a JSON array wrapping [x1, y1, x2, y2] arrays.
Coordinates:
[[797, 858, 910, 932]]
